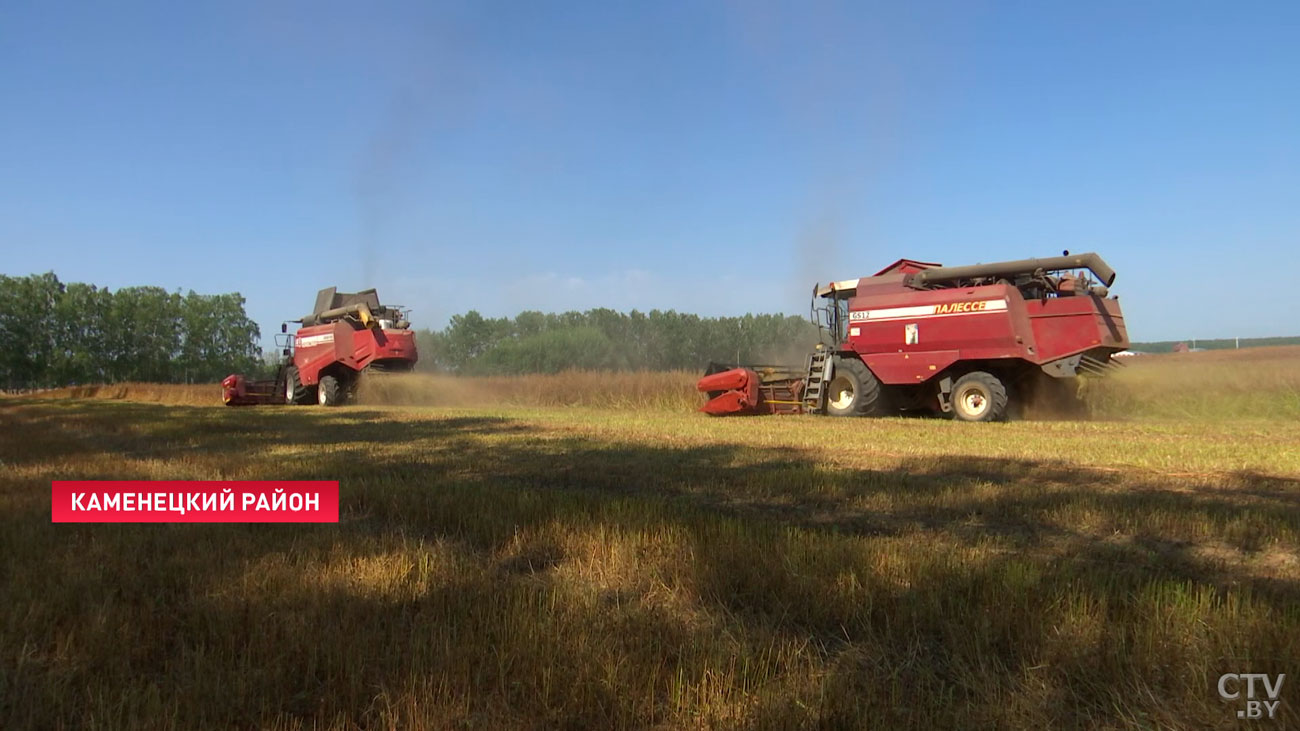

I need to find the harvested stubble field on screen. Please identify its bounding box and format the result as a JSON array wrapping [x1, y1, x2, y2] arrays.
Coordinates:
[[2, 347, 1299, 728]]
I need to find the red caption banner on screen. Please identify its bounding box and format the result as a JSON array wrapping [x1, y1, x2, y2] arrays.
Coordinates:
[[51, 481, 339, 523]]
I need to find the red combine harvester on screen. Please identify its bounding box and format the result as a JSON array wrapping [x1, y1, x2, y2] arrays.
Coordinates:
[[222, 287, 417, 407], [698, 252, 1128, 421]]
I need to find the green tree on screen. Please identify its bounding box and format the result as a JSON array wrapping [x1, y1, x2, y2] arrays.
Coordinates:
[[412, 307, 819, 375], [177, 292, 261, 382], [53, 282, 113, 384], [0, 272, 63, 388], [0, 273, 263, 388]]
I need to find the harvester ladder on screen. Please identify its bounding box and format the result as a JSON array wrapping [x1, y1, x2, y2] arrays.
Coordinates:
[[802, 349, 832, 414]]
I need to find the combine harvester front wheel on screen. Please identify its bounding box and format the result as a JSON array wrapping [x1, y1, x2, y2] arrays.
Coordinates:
[[824, 356, 887, 418]]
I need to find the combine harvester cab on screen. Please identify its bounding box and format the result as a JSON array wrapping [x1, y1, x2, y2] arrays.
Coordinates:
[[223, 287, 417, 407], [699, 252, 1129, 421]]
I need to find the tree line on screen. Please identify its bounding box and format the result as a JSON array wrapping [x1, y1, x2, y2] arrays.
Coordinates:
[[415, 308, 822, 374], [0, 273, 261, 389], [1, 272, 822, 386]]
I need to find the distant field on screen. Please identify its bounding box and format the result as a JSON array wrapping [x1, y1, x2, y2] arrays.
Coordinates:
[[18, 370, 704, 411], [1130, 335, 1300, 353], [1088, 345, 1300, 420], [3, 347, 1299, 728], [22, 345, 1300, 421]]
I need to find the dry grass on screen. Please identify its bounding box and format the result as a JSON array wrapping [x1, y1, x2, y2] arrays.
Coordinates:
[[3, 351, 1299, 728], [24, 346, 1300, 423], [22, 371, 704, 411], [1087, 346, 1300, 420], [356, 369, 701, 410], [20, 382, 220, 406]]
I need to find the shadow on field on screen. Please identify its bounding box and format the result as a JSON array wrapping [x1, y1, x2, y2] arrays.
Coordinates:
[[3, 399, 1299, 728], [0, 399, 530, 466]]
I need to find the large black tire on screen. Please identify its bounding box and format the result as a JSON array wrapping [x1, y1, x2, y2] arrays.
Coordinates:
[[825, 356, 888, 417], [317, 374, 344, 406], [951, 371, 1009, 422], [283, 366, 310, 405]]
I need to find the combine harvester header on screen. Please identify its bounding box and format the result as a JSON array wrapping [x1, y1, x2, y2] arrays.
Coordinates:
[[223, 287, 417, 407], [699, 252, 1128, 421]]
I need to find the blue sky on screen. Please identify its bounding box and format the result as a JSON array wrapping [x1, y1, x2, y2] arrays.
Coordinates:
[[2, 1, 1297, 342]]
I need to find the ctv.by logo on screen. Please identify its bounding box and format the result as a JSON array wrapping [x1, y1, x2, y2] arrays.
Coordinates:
[[1219, 673, 1285, 720]]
